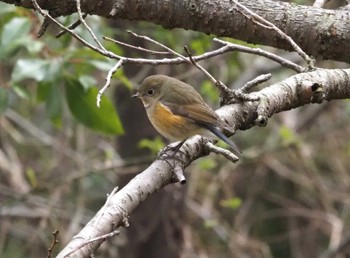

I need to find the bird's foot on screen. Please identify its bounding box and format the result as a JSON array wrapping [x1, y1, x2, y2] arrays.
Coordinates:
[[157, 140, 186, 161]]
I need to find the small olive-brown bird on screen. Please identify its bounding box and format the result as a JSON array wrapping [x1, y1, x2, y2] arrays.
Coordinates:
[[132, 75, 241, 155]]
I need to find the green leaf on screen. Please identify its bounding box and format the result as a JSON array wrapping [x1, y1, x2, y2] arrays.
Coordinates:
[[201, 80, 219, 104], [0, 3, 16, 15], [88, 60, 115, 71], [38, 82, 62, 127], [279, 125, 300, 146], [197, 157, 217, 170], [138, 136, 165, 155], [0, 17, 31, 58], [203, 219, 218, 229], [190, 36, 212, 55], [12, 84, 31, 99], [47, 88, 62, 127], [37, 82, 50, 102], [0, 88, 9, 113], [1, 17, 30, 45], [65, 78, 124, 134], [46, 58, 64, 82], [79, 75, 97, 90], [114, 69, 132, 89], [220, 198, 242, 209], [11, 59, 50, 83], [26, 167, 37, 188], [26, 40, 44, 54]]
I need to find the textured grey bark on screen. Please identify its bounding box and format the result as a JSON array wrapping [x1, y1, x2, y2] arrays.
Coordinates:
[[2, 0, 350, 62]]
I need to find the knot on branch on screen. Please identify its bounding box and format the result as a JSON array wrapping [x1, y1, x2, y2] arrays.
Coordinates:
[[172, 165, 187, 184], [255, 115, 268, 127], [220, 89, 260, 106], [311, 83, 325, 103], [298, 80, 325, 104]]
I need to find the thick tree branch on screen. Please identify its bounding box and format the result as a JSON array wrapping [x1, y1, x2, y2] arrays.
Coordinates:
[[3, 0, 350, 63], [57, 68, 350, 257]]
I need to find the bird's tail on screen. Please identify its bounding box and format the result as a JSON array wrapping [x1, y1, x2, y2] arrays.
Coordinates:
[[204, 124, 242, 155]]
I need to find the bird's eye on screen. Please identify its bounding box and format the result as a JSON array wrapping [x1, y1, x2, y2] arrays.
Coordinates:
[[147, 88, 154, 96]]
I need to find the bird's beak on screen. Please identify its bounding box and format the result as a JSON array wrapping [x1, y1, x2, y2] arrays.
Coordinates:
[[131, 92, 140, 98]]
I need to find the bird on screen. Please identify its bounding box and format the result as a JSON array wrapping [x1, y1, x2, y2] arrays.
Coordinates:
[[132, 74, 241, 156]]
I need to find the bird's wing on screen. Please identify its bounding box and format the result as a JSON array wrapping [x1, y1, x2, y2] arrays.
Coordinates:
[[160, 86, 234, 132], [161, 100, 241, 154], [160, 100, 220, 127]]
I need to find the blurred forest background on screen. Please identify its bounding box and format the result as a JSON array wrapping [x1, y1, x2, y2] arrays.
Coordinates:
[[1, 0, 350, 257]]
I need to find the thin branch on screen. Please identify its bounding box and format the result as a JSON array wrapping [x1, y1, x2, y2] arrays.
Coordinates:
[[75, 0, 107, 51], [31, 2, 278, 106], [37, 16, 50, 38], [183, 45, 231, 95], [103, 36, 172, 55], [213, 38, 305, 73], [63, 230, 120, 257], [240, 73, 272, 93], [97, 58, 125, 107], [46, 230, 59, 258], [31, 0, 119, 60], [32, 2, 275, 106], [128, 30, 233, 98], [127, 30, 188, 61], [56, 13, 88, 38], [231, 0, 314, 68], [185, 45, 257, 102], [206, 142, 239, 163], [32, 0, 303, 73]]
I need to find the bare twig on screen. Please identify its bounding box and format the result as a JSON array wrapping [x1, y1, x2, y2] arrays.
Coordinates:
[[61, 188, 121, 257], [32, 0, 301, 76], [214, 38, 305, 73], [56, 13, 88, 38], [231, 0, 314, 68], [128, 30, 234, 99], [75, 0, 106, 51], [240, 73, 272, 93], [97, 58, 125, 107], [31, 2, 275, 105], [47, 230, 59, 258], [63, 230, 120, 257], [37, 16, 50, 38], [183, 45, 231, 94], [32, 0, 309, 109], [184, 45, 259, 103], [103, 36, 172, 55], [206, 142, 239, 163], [31, 0, 118, 60], [187, 44, 258, 103], [127, 30, 189, 61]]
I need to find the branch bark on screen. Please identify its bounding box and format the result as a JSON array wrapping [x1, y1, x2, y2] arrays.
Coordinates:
[[3, 0, 350, 63], [57, 68, 350, 257]]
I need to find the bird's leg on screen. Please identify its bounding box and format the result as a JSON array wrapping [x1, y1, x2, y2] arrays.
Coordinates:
[[158, 140, 186, 160]]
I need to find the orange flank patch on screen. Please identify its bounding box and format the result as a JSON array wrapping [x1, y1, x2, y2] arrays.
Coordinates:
[[149, 102, 200, 140]]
